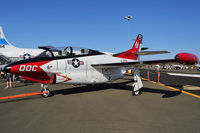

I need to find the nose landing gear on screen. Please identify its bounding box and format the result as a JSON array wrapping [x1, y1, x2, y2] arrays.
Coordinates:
[[41, 84, 51, 97]]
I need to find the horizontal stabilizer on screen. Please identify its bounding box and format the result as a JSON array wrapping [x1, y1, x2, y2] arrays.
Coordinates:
[[133, 51, 170, 55], [141, 47, 149, 51]]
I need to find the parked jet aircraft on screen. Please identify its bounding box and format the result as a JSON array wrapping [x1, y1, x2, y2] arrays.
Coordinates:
[[4, 34, 199, 97], [0, 26, 44, 64]]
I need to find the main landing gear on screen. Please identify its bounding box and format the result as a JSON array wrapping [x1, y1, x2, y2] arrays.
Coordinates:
[[41, 84, 51, 97], [132, 68, 143, 96]]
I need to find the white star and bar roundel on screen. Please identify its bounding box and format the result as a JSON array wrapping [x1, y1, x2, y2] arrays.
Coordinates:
[[68, 58, 84, 68], [19, 53, 34, 60]]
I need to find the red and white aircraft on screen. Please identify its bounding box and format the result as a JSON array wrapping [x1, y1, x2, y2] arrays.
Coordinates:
[[4, 34, 199, 97]]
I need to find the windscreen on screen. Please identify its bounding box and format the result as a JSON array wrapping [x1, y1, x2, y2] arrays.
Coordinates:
[[37, 46, 103, 58]]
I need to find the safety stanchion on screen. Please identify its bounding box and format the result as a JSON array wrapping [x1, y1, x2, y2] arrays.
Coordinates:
[[147, 70, 149, 80], [157, 71, 160, 84]]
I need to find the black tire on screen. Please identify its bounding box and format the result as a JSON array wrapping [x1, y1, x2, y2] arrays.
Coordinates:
[[41, 88, 50, 98]]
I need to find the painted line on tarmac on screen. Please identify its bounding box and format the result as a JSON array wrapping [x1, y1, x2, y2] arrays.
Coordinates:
[[142, 78, 200, 98], [0, 92, 44, 100]]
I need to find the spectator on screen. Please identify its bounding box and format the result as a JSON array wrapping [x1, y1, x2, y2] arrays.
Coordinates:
[[5, 73, 12, 89], [1, 71, 5, 79]]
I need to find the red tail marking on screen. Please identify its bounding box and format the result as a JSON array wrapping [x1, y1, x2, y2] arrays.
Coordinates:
[[115, 34, 143, 60]]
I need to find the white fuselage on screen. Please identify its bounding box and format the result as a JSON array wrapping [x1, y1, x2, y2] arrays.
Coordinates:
[[0, 45, 44, 62], [41, 54, 136, 84]]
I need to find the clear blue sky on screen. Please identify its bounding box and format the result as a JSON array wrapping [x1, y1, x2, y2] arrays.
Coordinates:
[[1, 0, 200, 60]]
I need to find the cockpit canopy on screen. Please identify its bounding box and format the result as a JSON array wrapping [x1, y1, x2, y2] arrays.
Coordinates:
[[37, 46, 103, 58]]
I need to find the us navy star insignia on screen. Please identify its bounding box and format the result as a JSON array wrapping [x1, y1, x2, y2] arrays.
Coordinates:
[[23, 53, 31, 60], [68, 58, 84, 68]]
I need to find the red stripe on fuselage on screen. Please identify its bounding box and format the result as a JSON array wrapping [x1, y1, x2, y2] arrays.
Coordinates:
[[11, 60, 52, 83]]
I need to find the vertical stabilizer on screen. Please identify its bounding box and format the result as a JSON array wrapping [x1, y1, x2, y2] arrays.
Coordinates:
[[0, 26, 16, 47], [114, 34, 143, 60]]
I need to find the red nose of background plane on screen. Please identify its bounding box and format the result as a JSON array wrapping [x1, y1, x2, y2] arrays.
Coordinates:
[[175, 53, 199, 65]]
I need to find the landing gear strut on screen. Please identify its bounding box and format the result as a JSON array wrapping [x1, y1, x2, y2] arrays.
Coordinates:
[[132, 68, 143, 96], [41, 84, 50, 97]]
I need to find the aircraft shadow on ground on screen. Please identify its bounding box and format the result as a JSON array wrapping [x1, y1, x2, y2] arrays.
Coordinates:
[[141, 88, 182, 98], [51, 80, 133, 96], [51, 80, 181, 98], [0, 80, 182, 104], [165, 85, 183, 88]]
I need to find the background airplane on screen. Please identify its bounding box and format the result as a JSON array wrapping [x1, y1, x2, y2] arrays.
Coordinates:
[[0, 26, 44, 65], [4, 34, 199, 97], [167, 73, 200, 78], [167, 56, 200, 77]]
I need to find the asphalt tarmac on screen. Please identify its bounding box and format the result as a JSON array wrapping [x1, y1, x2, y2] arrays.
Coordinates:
[[140, 69, 200, 96], [0, 74, 200, 133]]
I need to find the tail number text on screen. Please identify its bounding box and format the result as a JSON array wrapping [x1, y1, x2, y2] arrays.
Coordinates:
[[19, 65, 38, 71]]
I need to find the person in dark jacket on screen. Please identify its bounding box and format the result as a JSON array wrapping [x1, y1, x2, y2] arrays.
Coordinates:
[[5, 73, 12, 89]]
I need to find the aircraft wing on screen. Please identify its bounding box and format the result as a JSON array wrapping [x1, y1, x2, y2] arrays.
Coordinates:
[[92, 53, 199, 69], [91, 59, 176, 69], [133, 51, 170, 55]]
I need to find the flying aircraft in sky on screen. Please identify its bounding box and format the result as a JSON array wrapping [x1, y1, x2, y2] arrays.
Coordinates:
[[0, 26, 44, 64], [4, 34, 199, 97]]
